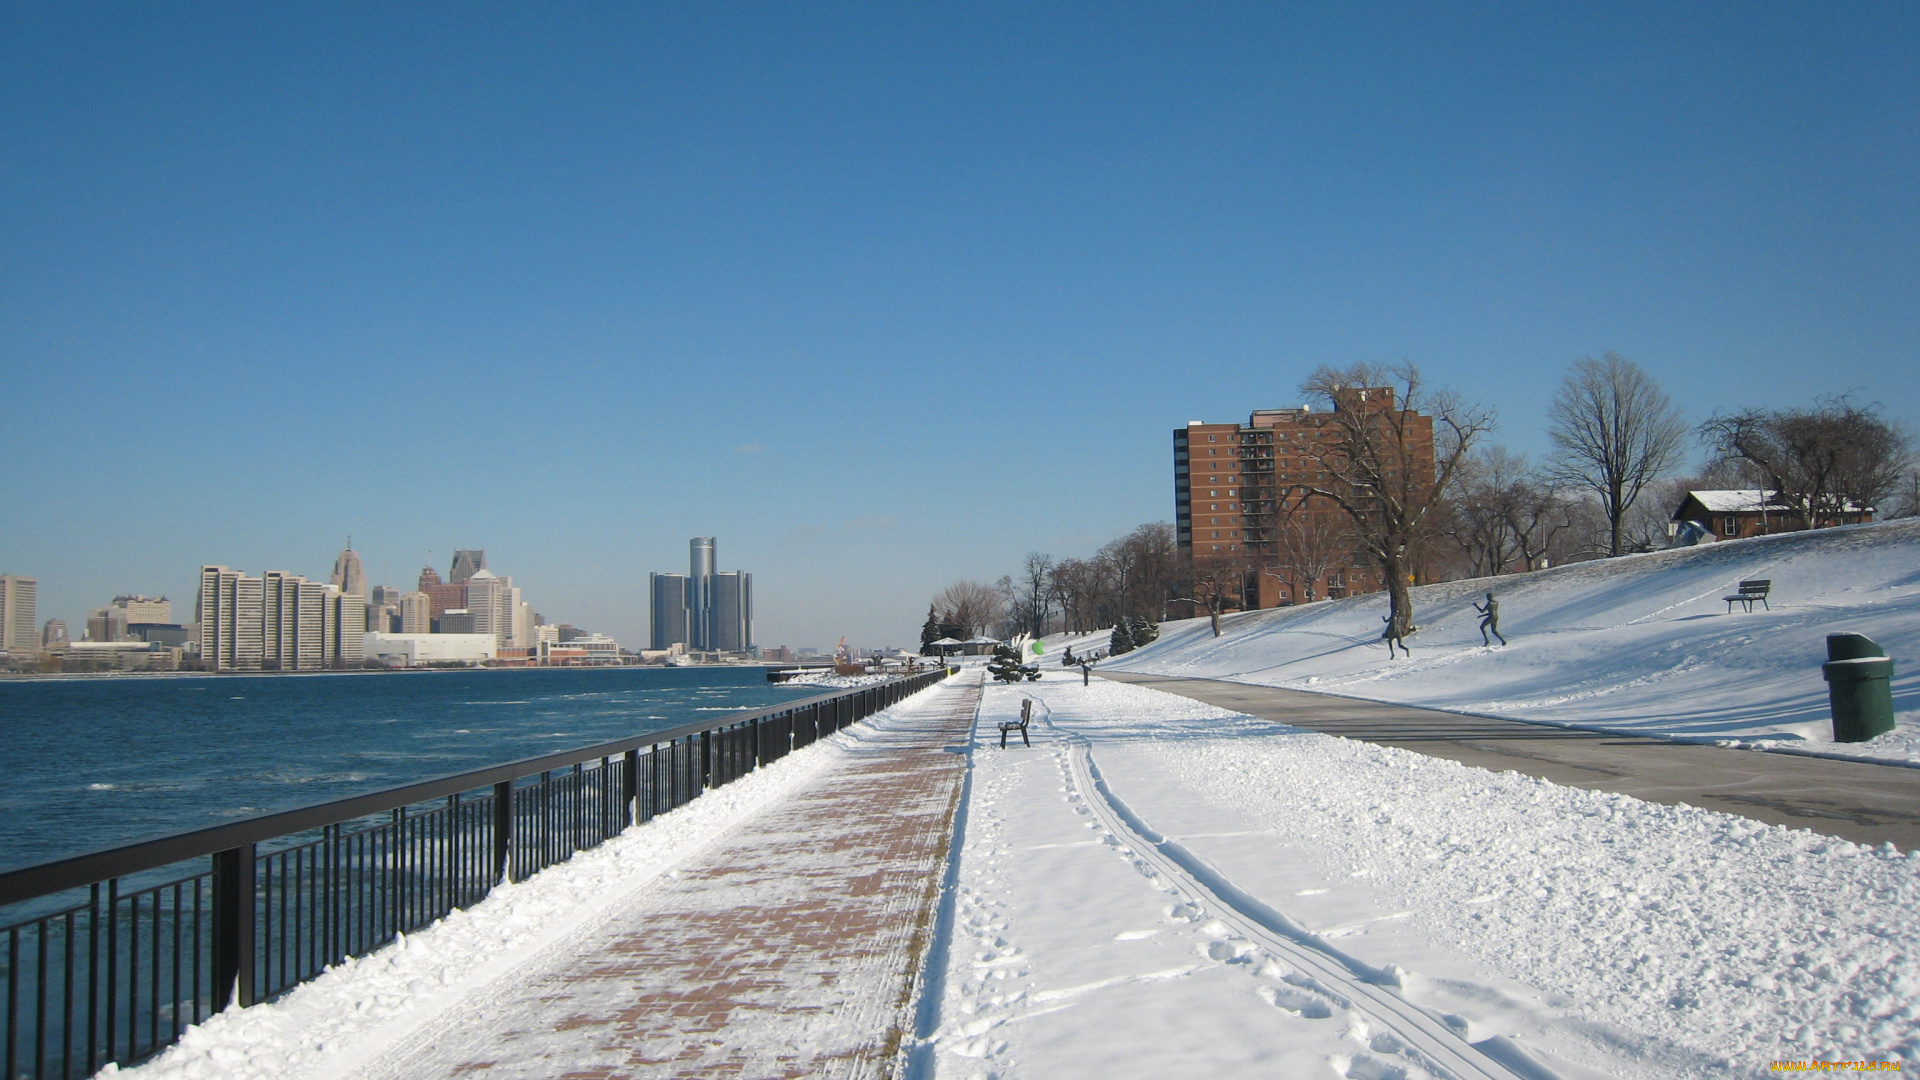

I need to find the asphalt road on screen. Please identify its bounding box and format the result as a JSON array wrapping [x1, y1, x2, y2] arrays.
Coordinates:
[[1097, 671, 1920, 850]]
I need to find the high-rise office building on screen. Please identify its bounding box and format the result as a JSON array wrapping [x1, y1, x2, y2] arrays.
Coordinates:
[[399, 590, 432, 633], [86, 606, 128, 642], [450, 550, 486, 585], [465, 569, 510, 646], [42, 619, 69, 648], [416, 564, 465, 618], [330, 544, 368, 598], [0, 575, 36, 655], [710, 571, 753, 652], [114, 595, 172, 625], [688, 538, 715, 649], [656, 539, 752, 653], [649, 573, 689, 650]]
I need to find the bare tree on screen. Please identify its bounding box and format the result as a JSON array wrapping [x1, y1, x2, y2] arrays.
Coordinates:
[[1007, 552, 1056, 636], [932, 579, 1001, 639], [1701, 396, 1914, 528], [1264, 495, 1352, 603], [1443, 447, 1528, 576], [1501, 473, 1574, 570], [1546, 352, 1689, 557], [1294, 362, 1493, 643], [1173, 552, 1253, 637]]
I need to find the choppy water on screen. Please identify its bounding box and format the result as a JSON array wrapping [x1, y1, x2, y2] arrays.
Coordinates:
[[0, 666, 820, 872]]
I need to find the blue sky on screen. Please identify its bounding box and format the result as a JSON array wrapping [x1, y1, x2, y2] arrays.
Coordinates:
[[3, 2, 1915, 649]]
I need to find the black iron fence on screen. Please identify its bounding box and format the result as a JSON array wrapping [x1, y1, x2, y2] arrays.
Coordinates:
[[0, 668, 951, 1079]]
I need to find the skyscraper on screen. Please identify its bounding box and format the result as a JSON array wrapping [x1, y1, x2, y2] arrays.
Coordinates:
[[200, 566, 361, 671], [0, 574, 37, 655], [649, 573, 688, 650], [330, 544, 368, 598], [688, 538, 715, 649], [450, 549, 486, 585], [399, 590, 432, 633], [465, 569, 510, 646], [198, 566, 263, 672], [710, 571, 753, 652]]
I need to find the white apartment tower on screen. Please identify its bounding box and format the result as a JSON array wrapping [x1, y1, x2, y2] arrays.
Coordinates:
[[198, 566, 264, 672], [0, 574, 37, 655], [200, 565, 362, 671]]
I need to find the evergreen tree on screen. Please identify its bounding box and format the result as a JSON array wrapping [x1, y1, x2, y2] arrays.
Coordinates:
[[919, 605, 943, 656], [1110, 620, 1136, 655], [1129, 616, 1159, 646]]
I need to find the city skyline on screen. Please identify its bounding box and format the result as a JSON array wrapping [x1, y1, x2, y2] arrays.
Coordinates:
[[3, 5, 1914, 649]]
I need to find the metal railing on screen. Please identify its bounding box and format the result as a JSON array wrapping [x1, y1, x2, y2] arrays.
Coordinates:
[[0, 668, 951, 1079]]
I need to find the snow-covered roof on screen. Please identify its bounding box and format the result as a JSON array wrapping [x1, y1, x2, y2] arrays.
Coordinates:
[[1685, 490, 1779, 513], [1679, 489, 1871, 516], [929, 637, 965, 646], [964, 636, 1002, 644]]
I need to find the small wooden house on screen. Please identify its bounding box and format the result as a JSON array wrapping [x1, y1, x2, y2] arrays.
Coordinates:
[[1670, 489, 1873, 541]]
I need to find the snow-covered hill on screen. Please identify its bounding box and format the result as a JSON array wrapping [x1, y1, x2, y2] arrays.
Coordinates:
[[1059, 519, 1920, 764]]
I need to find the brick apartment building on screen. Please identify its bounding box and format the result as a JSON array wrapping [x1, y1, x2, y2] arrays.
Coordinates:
[[1175, 387, 1436, 610]]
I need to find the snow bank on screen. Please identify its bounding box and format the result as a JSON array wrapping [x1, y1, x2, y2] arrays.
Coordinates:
[[1075, 519, 1920, 764], [924, 674, 1920, 1080]]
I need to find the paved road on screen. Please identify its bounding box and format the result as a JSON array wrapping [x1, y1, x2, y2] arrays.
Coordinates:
[[1098, 671, 1920, 850]]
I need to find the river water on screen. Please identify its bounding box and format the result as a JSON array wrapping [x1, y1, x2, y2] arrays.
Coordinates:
[[0, 666, 822, 873]]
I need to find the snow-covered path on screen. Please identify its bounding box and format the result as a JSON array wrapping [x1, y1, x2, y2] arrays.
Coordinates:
[[915, 673, 1920, 1080], [118, 673, 981, 1080]]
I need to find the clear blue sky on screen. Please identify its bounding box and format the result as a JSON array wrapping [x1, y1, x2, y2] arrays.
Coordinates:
[[3, 2, 1915, 649]]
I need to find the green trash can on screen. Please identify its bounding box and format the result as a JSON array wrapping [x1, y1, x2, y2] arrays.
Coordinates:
[[1823, 633, 1895, 743]]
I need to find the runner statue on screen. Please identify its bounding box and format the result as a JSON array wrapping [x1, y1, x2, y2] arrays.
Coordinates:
[[1473, 591, 1507, 646], [1381, 612, 1413, 658]]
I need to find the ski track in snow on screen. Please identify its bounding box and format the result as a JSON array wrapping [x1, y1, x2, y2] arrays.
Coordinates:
[[917, 675, 1920, 1080], [1080, 519, 1920, 765]]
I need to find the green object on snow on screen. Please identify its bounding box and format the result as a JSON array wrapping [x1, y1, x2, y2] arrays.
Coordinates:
[[1823, 633, 1895, 743]]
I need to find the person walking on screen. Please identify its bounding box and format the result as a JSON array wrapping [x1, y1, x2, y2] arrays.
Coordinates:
[[1474, 592, 1507, 646]]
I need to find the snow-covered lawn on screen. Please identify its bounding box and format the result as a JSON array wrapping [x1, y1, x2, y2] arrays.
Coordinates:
[[1069, 519, 1920, 764], [918, 674, 1920, 1080]]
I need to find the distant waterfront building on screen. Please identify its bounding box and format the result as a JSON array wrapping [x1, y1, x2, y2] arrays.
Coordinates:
[[330, 544, 368, 598], [649, 573, 689, 651], [115, 595, 172, 625], [86, 606, 128, 643], [399, 590, 432, 633], [1, 574, 37, 655], [660, 538, 752, 654], [465, 569, 510, 645], [689, 538, 716, 649], [439, 609, 478, 634], [198, 565, 363, 671], [42, 619, 69, 648], [450, 549, 487, 585], [198, 566, 264, 672], [363, 632, 496, 667], [420, 562, 467, 620], [710, 571, 753, 652]]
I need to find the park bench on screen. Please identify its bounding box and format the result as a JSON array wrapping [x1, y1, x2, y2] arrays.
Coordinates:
[[1000, 699, 1032, 748], [1724, 579, 1771, 614]]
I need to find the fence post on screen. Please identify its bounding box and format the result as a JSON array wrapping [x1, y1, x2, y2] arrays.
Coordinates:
[[492, 781, 514, 884], [211, 843, 256, 1010], [622, 750, 639, 827], [701, 729, 712, 790]]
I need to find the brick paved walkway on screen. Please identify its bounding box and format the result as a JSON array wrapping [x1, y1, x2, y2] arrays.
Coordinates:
[[357, 672, 982, 1080]]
